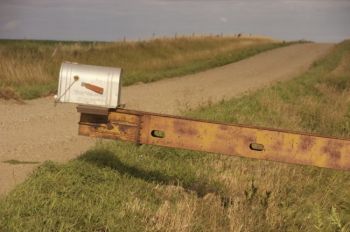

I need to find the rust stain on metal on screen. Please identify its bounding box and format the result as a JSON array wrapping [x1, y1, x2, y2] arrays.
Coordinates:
[[299, 136, 315, 152], [173, 120, 199, 137], [77, 108, 350, 171], [323, 140, 343, 162], [271, 138, 283, 152]]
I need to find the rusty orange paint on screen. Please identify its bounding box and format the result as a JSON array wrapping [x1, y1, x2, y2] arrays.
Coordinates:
[[78, 107, 350, 171], [81, 82, 104, 94]]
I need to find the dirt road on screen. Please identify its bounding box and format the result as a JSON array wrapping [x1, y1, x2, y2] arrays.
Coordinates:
[[0, 43, 333, 195]]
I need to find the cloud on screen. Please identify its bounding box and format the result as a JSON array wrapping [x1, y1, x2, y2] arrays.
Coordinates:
[[0, 0, 121, 9], [3, 20, 20, 31], [220, 17, 228, 23]]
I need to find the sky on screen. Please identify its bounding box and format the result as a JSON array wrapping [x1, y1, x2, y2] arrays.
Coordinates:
[[0, 0, 349, 42]]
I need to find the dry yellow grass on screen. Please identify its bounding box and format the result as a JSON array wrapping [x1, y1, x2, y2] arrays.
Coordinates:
[[0, 59, 51, 85], [0, 36, 289, 99]]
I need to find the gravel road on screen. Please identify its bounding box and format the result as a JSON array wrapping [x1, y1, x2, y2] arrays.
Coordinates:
[[0, 43, 333, 195]]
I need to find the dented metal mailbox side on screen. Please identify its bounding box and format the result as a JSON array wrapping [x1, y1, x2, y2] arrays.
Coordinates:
[[56, 62, 122, 108]]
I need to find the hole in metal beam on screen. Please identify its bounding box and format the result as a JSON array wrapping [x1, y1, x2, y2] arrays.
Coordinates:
[[151, 130, 165, 138], [250, 143, 264, 151]]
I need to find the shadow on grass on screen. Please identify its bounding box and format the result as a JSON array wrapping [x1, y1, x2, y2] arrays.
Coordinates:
[[79, 148, 231, 205], [3, 159, 40, 165]]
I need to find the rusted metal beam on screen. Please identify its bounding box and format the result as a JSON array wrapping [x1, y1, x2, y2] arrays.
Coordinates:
[[77, 107, 350, 171]]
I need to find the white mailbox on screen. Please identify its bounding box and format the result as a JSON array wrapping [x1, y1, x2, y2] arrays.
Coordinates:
[[56, 62, 122, 108]]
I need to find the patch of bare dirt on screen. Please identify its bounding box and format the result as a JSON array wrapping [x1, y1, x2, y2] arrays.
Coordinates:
[[0, 43, 334, 196]]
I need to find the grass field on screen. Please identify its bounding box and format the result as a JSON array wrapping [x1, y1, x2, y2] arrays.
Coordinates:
[[0, 36, 292, 100], [1, 40, 350, 232]]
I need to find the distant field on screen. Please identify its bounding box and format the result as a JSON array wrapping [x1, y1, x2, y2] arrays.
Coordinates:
[[0, 36, 293, 99], [1, 40, 349, 231]]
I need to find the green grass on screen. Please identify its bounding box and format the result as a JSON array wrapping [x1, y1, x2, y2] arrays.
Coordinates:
[[0, 36, 295, 99], [1, 40, 350, 232]]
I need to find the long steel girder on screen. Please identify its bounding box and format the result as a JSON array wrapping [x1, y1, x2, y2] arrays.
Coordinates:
[[77, 106, 350, 171]]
